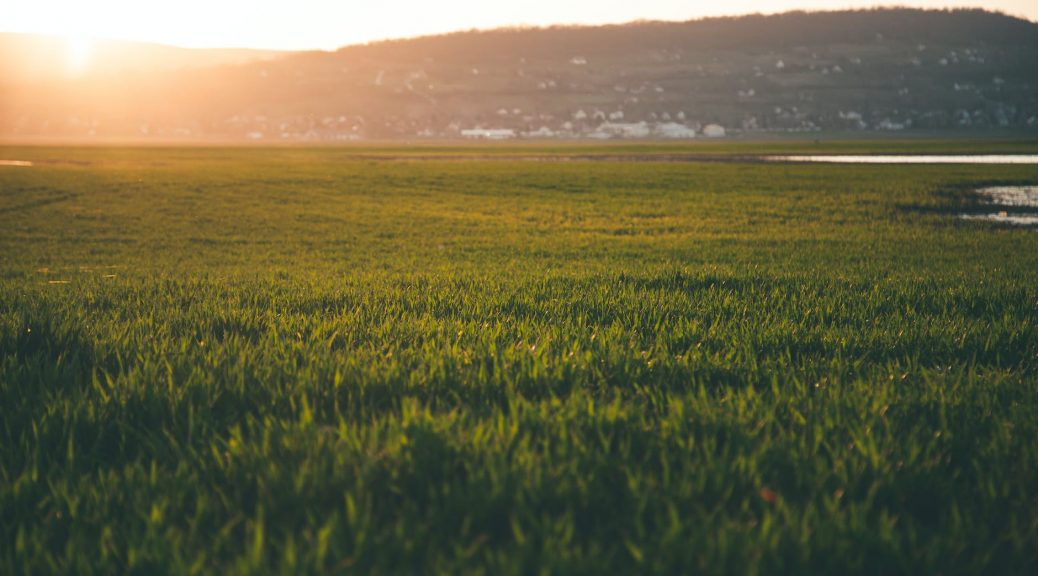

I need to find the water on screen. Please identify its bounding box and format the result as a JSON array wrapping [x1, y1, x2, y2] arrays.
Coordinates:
[[0, 160, 33, 167], [769, 155, 1038, 164], [960, 185, 1038, 226], [959, 213, 1038, 226], [976, 186, 1038, 208]]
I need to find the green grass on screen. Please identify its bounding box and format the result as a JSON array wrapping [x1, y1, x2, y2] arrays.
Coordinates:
[[2, 143, 1038, 574]]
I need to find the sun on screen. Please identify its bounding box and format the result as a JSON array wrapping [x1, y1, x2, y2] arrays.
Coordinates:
[[63, 36, 94, 77]]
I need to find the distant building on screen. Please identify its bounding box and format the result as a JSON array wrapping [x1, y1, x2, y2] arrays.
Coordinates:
[[596, 122, 651, 139], [655, 123, 696, 139], [524, 126, 557, 138], [461, 128, 516, 140], [702, 124, 726, 138], [877, 119, 907, 131]]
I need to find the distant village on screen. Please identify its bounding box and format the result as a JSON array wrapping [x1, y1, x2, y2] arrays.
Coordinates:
[[5, 38, 1037, 141], [227, 109, 729, 142], [13, 101, 1036, 141]]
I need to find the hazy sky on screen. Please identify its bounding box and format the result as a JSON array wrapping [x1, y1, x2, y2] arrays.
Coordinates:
[[6, 1, 1037, 50]]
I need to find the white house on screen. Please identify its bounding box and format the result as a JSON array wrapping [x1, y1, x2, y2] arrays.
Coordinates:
[[655, 123, 697, 139], [596, 122, 651, 139], [524, 126, 557, 138], [702, 124, 726, 138], [461, 128, 516, 140]]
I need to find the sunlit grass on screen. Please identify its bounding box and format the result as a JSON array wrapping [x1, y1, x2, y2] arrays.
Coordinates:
[[2, 143, 1038, 574]]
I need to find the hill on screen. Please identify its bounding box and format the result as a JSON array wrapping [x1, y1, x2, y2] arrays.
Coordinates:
[[2, 9, 1037, 140]]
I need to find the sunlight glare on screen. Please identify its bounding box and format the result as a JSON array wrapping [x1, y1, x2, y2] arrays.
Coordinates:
[[64, 36, 94, 76]]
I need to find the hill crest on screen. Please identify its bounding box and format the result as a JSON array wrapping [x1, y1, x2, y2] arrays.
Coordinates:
[[3, 8, 1037, 140]]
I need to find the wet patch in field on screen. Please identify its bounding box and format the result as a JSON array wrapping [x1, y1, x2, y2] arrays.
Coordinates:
[[959, 213, 1038, 226], [975, 186, 1038, 207], [769, 155, 1038, 165], [960, 185, 1038, 226]]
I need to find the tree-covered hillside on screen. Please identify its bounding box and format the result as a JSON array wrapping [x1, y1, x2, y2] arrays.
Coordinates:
[[3, 9, 1037, 140]]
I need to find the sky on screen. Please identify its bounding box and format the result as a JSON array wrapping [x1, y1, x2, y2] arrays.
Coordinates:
[[5, 1, 1037, 50]]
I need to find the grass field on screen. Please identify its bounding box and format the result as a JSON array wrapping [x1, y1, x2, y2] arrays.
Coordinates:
[[3, 142, 1038, 574]]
